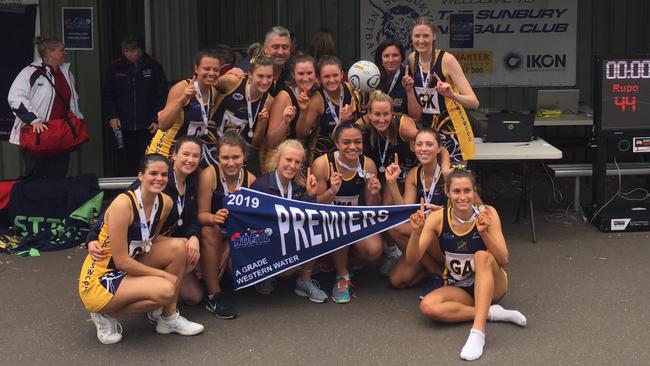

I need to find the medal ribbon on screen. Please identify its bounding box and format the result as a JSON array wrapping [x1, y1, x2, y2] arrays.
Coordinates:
[[388, 68, 401, 95], [421, 163, 442, 205], [323, 87, 344, 125], [193, 80, 211, 127], [173, 170, 185, 226], [135, 187, 159, 242], [246, 79, 263, 136], [219, 167, 242, 195], [275, 170, 293, 199]]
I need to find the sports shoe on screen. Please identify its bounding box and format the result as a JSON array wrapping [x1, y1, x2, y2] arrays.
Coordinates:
[[254, 278, 276, 295], [205, 292, 239, 319], [332, 276, 353, 304], [419, 274, 444, 300], [90, 312, 123, 344], [379, 245, 403, 277], [155, 312, 204, 336], [294, 278, 328, 303], [147, 307, 162, 323]]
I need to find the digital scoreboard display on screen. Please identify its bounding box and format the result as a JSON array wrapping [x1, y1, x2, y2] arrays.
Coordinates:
[[600, 58, 650, 131]]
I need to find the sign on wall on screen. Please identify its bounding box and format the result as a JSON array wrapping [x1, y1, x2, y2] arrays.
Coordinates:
[[62, 7, 93, 50], [360, 0, 577, 87]]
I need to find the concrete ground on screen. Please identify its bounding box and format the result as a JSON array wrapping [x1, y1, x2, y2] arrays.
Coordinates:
[[1, 190, 649, 365]]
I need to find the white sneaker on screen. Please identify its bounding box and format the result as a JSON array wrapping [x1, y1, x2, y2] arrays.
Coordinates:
[[156, 312, 204, 336], [379, 245, 402, 277], [254, 278, 276, 295], [147, 308, 162, 323], [90, 312, 123, 344]]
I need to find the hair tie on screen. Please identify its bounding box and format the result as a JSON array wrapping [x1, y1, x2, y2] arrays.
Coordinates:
[[452, 163, 469, 172]]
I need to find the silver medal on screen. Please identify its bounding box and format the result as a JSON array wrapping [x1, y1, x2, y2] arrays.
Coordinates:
[[248, 130, 254, 138], [144, 241, 152, 253], [379, 166, 385, 173], [177, 218, 183, 226]]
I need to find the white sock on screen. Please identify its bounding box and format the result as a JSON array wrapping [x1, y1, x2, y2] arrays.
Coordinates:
[[460, 328, 485, 361], [161, 311, 178, 321], [488, 304, 527, 327]]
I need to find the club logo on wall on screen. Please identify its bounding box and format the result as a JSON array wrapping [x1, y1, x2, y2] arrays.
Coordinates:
[[503, 52, 522, 71], [361, 0, 435, 60]]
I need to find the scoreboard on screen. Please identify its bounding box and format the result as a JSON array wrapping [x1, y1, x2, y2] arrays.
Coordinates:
[[599, 58, 650, 132]]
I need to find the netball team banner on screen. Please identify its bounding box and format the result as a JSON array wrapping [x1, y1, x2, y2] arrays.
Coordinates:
[[224, 188, 419, 290], [360, 0, 577, 86]]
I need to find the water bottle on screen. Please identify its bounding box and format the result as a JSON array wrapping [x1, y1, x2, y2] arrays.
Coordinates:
[[114, 128, 125, 149]]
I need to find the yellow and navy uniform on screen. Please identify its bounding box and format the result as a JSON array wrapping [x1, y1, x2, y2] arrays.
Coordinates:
[[311, 82, 357, 159], [413, 50, 474, 162], [146, 79, 218, 164], [437, 206, 505, 296], [208, 164, 254, 212], [212, 77, 269, 145], [379, 65, 409, 114], [362, 114, 416, 182], [414, 164, 447, 207], [281, 85, 314, 164], [284, 85, 304, 141], [325, 152, 369, 206], [78, 190, 167, 313], [269, 66, 292, 97]]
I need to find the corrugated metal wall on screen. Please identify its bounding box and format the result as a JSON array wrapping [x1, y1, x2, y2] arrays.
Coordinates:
[[0, 0, 104, 180], [190, 0, 650, 110], [2, 0, 649, 178], [150, 0, 199, 82], [196, 0, 360, 69], [98, 0, 145, 176]]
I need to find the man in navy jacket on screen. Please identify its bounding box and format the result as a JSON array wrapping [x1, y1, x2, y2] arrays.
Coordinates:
[[102, 34, 167, 176]]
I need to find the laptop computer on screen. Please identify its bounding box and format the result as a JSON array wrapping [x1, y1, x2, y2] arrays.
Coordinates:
[[536, 89, 580, 113], [486, 113, 535, 142]]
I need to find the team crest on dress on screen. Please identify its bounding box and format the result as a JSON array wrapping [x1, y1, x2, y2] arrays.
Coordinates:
[[456, 240, 467, 251]]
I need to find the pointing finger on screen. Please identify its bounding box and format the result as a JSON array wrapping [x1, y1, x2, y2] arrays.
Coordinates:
[[394, 153, 399, 165], [420, 197, 425, 212], [433, 72, 442, 83], [307, 167, 311, 178]]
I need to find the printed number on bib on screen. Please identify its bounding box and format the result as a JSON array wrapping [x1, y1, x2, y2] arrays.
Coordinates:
[[128, 240, 150, 257], [333, 195, 359, 206], [187, 121, 208, 137], [415, 86, 440, 114], [219, 110, 247, 136]]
